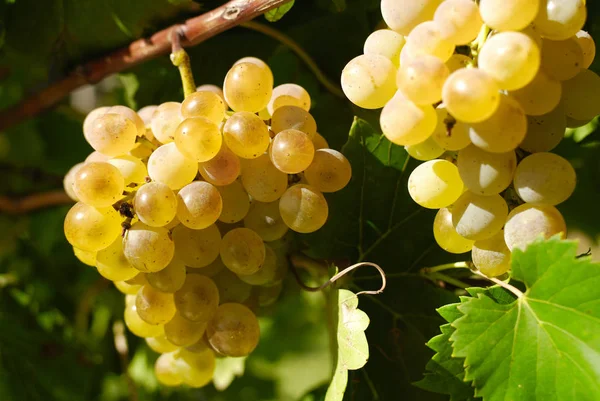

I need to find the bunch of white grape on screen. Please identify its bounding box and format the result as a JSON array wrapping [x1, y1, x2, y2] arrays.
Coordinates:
[[342, 0, 595, 277], [62, 57, 351, 388]]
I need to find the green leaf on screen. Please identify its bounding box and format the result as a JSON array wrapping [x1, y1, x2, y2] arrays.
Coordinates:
[[264, 0, 295, 22]]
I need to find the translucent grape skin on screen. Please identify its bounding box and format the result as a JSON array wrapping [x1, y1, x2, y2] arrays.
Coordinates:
[[270, 129, 315, 174], [533, 0, 586, 41], [408, 160, 463, 209], [541, 37, 584, 81], [146, 257, 186, 293], [137, 105, 158, 127], [64, 202, 122, 252], [363, 29, 406, 67], [243, 201, 289, 241], [312, 133, 329, 150], [181, 90, 226, 124], [108, 155, 147, 186], [174, 117, 222, 163], [83, 106, 109, 138], [271, 106, 317, 138], [196, 84, 227, 110], [154, 352, 183, 387], [206, 303, 260, 357], [268, 83, 312, 115], [380, 0, 442, 35], [198, 143, 241, 186], [510, 70, 562, 116], [164, 311, 207, 347], [479, 0, 540, 32], [451, 192, 508, 241], [85, 113, 138, 157], [135, 284, 177, 325], [237, 245, 279, 286], [146, 333, 179, 354], [73, 247, 96, 267], [303, 149, 352, 193], [124, 294, 163, 338], [433, 208, 474, 254], [151, 102, 183, 144], [240, 154, 288, 202], [457, 145, 517, 196], [73, 162, 124, 208], [220, 227, 266, 276], [520, 108, 567, 153], [472, 230, 512, 277], [96, 237, 139, 281], [405, 136, 445, 161], [174, 274, 220, 323], [223, 111, 271, 159], [341, 54, 397, 109], [561, 69, 600, 121], [431, 107, 471, 151], [380, 92, 437, 146], [402, 21, 455, 62], [172, 348, 215, 388], [442, 68, 501, 123], [212, 269, 252, 304], [279, 184, 329, 233], [396, 55, 449, 105], [223, 61, 273, 113], [63, 162, 83, 201], [433, 0, 482, 45], [134, 182, 177, 227], [504, 204, 567, 251], [217, 181, 251, 224], [576, 30, 596, 69], [177, 181, 223, 230], [123, 223, 175, 273], [172, 225, 221, 268], [115, 274, 147, 296], [147, 143, 197, 190]]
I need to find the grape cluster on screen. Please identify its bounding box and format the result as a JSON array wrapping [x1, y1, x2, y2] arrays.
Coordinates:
[[63, 57, 351, 387], [342, 0, 595, 277]]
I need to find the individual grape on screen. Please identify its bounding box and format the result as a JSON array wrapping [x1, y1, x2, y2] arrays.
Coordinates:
[[174, 274, 219, 322], [270, 129, 315, 174], [217, 181, 250, 224], [124, 296, 163, 338], [240, 154, 288, 202], [82, 106, 109, 138], [206, 303, 260, 357], [181, 91, 226, 124], [533, 0, 586, 41], [379, 92, 437, 146], [146, 257, 186, 293], [445, 54, 471, 73], [108, 155, 147, 186], [562, 69, 600, 121], [271, 106, 317, 138], [396, 55, 449, 105], [267, 84, 312, 115], [520, 107, 567, 152], [479, 0, 540, 31], [405, 136, 445, 161], [223, 111, 270, 159], [513, 152, 577, 206], [407, 160, 463, 209], [433, 0, 483, 45], [402, 21, 455, 62], [190, 257, 225, 277], [243, 201, 289, 241], [135, 285, 176, 325], [147, 143, 197, 190], [96, 237, 139, 281], [123, 223, 175, 273], [363, 29, 406, 67], [127, 273, 149, 286], [174, 117, 222, 163], [504, 204, 567, 251], [510, 70, 562, 116], [151, 102, 183, 144], [155, 353, 183, 387], [304, 149, 352, 192], [380, 0, 442, 35], [212, 269, 253, 303], [85, 151, 110, 163], [137, 105, 158, 126], [220, 228, 265, 276], [472, 231, 512, 277], [442, 68, 501, 123], [457, 145, 517, 196], [73, 246, 96, 267], [312, 133, 329, 150], [185, 337, 210, 353], [63, 162, 83, 201], [541, 38, 584, 81], [433, 208, 475, 254], [164, 312, 207, 347], [340, 54, 397, 109], [64, 203, 122, 252], [223, 61, 273, 113], [107, 105, 145, 135], [451, 192, 508, 241], [85, 113, 138, 157], [114, 279, 144, 295], [147, 334, 178, 354], [237, 245, 278, 286], [256, 282, 284, 307], [177, 181, 223, 230], [576, 30, 596, 69], [279, 184, 329, 233], [172, 225, 221, 268], [134, 182, 177, 227], [198, 143, 241, 186], [73, 162, 124, 207], [431, 107, 471, 151], [196, 84, 228, 110], [172, 348, 215, 388], [521, 25, 544, 47]]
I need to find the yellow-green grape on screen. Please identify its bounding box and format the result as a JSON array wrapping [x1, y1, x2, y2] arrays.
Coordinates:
[[134, 182, 177, 227], [218, 181, 250, 224], [270, 129, 315, 174], [155, 352, 183, 387], [85, 151, 110, 163], [408, 160, 464, 208], [396, 55, 449, 105], [114, 279, 143, 295], [177, 181, 223, 230], [63, 163, 83, 201], [73, 246, 96, 266], [85, 113, 138, 157], [268, 83, 312, 115], [520, 107, 567, 153], [212, 269, 252, 303], [405, 136, 445, 161], [340, 54, 397, 109], [237, 245, 278, 286], [312, 133, 329, 150], [135, 284, 176, 325], [220, 228, 265, 276], [451, 192, 508, 241], [304, 149, 352, 192], [64, 202, 122, 252], [83, 106, 109, 138], [457, 145, 517, 196], [562, 69, 600, 121], [363, 29, 406, 67], [380, 92, 437, 146], [256, 282, 284, 307], [129, 142, 154, 160], [243, 201, 289, 241], [124, 294, 163, 338], [442, 68, 501, 123], [431, 107, 471, 151], [402, 21, 455, 62], [137, 105, 158, 127], [380, 0, 441, 35], [151, 102, 183, 144], [181, 91, 226, 124], [514, 152, 577, 206], [223, 111, 270, 159], [96, 237, 139, 281], [146, 257, 186, 293], [504, 203, 567, 251], [108, 155, 147, 186], [576, 30, 596, 69], [445, 54, 471, 73], [433, 0, 482, 45], [190, 257, 225, 277], [510, 70, 562, 116], [128, 273, 149, 286], [147, 143, 197, 190], [146, 334, 178, 354], [107, 105, 146, 137], [223, 61, 273, 113], [196, 84, 228, 110], [123, 223, 175, 273], [172, 348, 215, 388], [533, 0, 586, 41], [240, 154, 288, 202], [164, 311, 207, 347], [279, 184, 329, 233], [541, 37, 584, 81], [479, 0, 540, 31], [174, 117, 222, 163], [471, 231, 512, 277], [172, 225, 221, 268], [198, 143, 241, 186], [271, 106, 318, 138], [73, 162, 124, 208], [521, 25, 544, 47], [174, 274, 220, 322], [433, 208, 475, 254], [206, 303, 260, 357], [186, 337, 210, 353]]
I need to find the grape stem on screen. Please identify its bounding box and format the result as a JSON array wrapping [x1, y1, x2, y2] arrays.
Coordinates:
[[420, 261, 472, 274], [0, 190, 73, 214], [113, 321, 139, 401], [469, 23, 491, 64], [170, 27, 197, 99], [471, 269, 525, 298]]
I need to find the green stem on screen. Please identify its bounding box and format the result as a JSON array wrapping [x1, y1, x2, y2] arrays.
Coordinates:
[[426, 272, 471, 289], [171, 49, 197, 99], [469, 24, 491, 65], [421, 261, 471, 274]]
